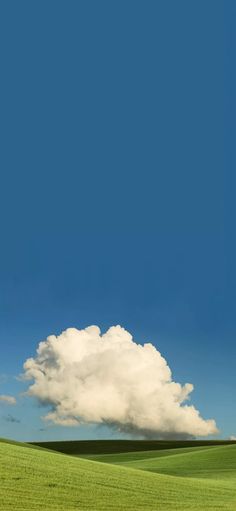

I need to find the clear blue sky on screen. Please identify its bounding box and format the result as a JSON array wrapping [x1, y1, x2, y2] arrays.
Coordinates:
[[0, 0, 235, 441]]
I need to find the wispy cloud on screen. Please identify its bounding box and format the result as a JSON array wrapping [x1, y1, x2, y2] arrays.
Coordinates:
[[3, 414, 20, 424], [0, 394, 16, 405]]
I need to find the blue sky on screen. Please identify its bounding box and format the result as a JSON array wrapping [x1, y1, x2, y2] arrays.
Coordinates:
[[0, 0, 235, 441]]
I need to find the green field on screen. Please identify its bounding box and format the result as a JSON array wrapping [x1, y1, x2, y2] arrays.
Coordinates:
[[1, 438, 236, 510], [31, 438, 235, 455]]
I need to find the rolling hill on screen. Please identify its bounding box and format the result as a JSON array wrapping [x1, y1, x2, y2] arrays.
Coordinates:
[[31, 438, 235, 455], [0, 438, 236, 510]]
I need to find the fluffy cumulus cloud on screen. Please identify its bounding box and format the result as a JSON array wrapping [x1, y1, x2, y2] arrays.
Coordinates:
[[0, 394, 16, 405], [23, 325, 218, 438]]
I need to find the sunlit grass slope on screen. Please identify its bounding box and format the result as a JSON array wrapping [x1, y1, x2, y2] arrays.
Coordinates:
[[1, 440, 236, 510], [115, 444, 236, 481], [88, 444, 236, 480], [81, 445, 214, 464]]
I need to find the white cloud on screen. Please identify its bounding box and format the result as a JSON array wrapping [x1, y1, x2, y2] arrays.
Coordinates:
[[23, 325, 218, 438], [0, 394, 16, 405], [230, 436, 236, 441]]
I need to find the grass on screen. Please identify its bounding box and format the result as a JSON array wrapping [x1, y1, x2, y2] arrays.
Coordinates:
[[1, 439, 236, 510], [31, 438, 235, 455], [86, 444, 236, 480], [117, 444, 236, 480], [79, 445, 215, 463]]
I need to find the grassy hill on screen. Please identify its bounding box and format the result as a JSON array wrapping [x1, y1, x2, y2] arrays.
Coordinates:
[[84, 444, 236, 480], [31, 438, 235, 455], [118, 444, 236, 480], [79, 445, 216, 463], [1, 439, 236, 510]]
